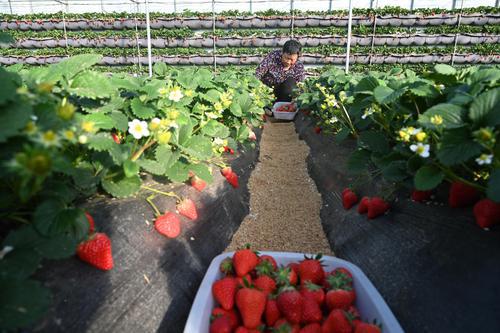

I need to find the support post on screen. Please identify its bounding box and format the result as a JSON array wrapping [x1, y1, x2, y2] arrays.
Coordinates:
[[174, 0, 177, 13], [329, 0, 333, 12], [290, 0, 295, 38], [345, 0, 354, 73], [452, 0, 457, 10], [212, 0, 217, 72], [8, 0, 13, 14], [451, 0, 464, 66], [370, 0, 375, 9], [410, 0, 415, 11], [145, 0, 153, 77], [250, 0, 253, 14], [496, 0, 499, 7]]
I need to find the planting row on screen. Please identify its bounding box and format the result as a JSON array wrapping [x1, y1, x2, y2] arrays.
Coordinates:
[[1, 13, 499, 31], [0, 55, 273, 330], [296, 64, 500, 229], [6, 34, 499, 49]]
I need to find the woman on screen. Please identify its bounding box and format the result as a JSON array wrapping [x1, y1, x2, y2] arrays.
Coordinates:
[[255, 39, 305, 107]]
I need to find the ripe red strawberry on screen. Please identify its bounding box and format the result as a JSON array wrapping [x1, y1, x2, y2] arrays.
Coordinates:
[[324, 268, 353, 290], [276, 266, 298, 286], [233, 248, 259, 277], [253, 275, 277, 297], [473, 199, 500, 229], [325, 288, 356, 310], [265, 298, 281, 326], [236, 274, 252, 288], [234, 327, 261, 333], [212, 277, 238, 310], [346, 305, 361, 320], [77, 233, 113, 270], [235, 287, 266, 329], [221, 167, 233, 177], [274, 318, 300, 333], [314, 126, 321, 134], [367, 197, 390, 219], [322, 309, 353, 333], [190, 175, 206, 192], [357, 197, 370, 214], [111, 132, 121, 144], [298, 254, 325, 285], [448, 181, 480, 207], [354, 322, 381, 333], [209, 314, 232, 333], [211, 307, 240, 330], [277, 287, 304, 324], [177, 198, 198, 220], [342, 189, 359, 210], [226, 172, 239, 188], [259, 254, 277, 270], [300, 323, 321, 333], [84, 212, 95, 234], [154, 212, 181, 238], [300, 282, 325, 306], [411, 190, 432, 202], [302, 295, 322, 323], [220, 257, 234, 276]]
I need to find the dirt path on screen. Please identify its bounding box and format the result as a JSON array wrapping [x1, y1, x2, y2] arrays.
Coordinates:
[[226, 118, 333, 255]]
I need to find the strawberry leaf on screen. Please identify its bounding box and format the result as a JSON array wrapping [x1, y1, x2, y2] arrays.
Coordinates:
[[35, 233, 78, 259], [50, 208, 89, 242], [469, 87, 500, 126], [130, 98, 156, 119], [436, 128, 483, 166], [0, 249, 41, 280], [419, 103, 464, 129], [189, 163, 213, 183], [358, 130, 390, 154], [82, 113, 115, 130], [414, 165, 444, 191], [101, 174, 141, 198], [487, 170, 500, 203], [165, 159, 190, 182], [347, 149, 371, 175], [434, 64, 456, 76], [69, 71, 115, 99], [87, 133, 116, 151], [137, 159, 166, 175]]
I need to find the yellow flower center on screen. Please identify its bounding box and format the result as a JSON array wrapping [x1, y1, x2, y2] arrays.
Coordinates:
[[415, 132, 427, 142], [43, 130, 57, 143], [430, 115, 443, 125], [82, 121, 95, 133]]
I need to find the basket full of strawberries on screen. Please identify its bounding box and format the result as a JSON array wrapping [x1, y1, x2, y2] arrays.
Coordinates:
[[184, 249, 404, 333], [272, 102, 298, 121]]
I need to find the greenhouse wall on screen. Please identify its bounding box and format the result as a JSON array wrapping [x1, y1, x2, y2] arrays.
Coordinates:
[[0, 0, 496, 15]]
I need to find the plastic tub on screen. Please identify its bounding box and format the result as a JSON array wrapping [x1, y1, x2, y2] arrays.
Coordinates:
[[184, 251, 404, 333], [272, 101, 298, 121]]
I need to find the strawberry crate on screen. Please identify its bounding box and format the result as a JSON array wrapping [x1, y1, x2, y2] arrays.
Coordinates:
[[184, 251, 404, 333], [272, 102, 298, 120]]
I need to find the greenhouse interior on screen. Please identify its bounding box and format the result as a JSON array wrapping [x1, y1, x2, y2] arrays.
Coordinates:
[[0, 0, 499, 332]]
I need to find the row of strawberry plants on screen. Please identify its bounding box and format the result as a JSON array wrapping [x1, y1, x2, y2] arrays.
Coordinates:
[[296, 64, 500, 228], [0, 54, 273, 330], [2, 6, 498, 21], [2, 44, 498, 57]]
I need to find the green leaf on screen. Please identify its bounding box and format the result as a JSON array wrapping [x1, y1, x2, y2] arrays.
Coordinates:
[[45, 54, 102, 83], [381, 161, 408, 182], [69, 71, 115, 99], [358, 131, 390, 154], [109, 111, 129, 131], [155, 145, 178, 169], [0, 249, 41, 280], [334, 127, 351, 143], [87, 132, 116, 151], [109, 75, 142, 91], [102, 174, 141, 198], [50, 208, 89, 242], [153, 62, 169, 77], [414, 165, 445, 190], [436, 128, 483, 166], [407, 155, 425, 173], [83, 113, 115, 130], [130, 98, 156, 119], [107, 144, 129, 165], [347, 149, 371, 175], [182, 135, 213, 160], [35, 233, 78, 260], [165, 160, 190, 182], [33, 200, 66, 235], [434, 64, 457, 76], [469, 87, 500, 126], [230, 102, 243, 116], [408, 81, 438, 98], [0, 100, 32, 143], [189, 163, 213, 183], [354, 76, 380, 94], [137, 159, 166, 175], [140, 80, 165, 99], [419, 103, 464, 129], [487, 170, 500, 203], [123, 160, 139, 178], [177, 121, 193, 146], [0, 32, 15, 44], [201, 120, 230, 138], [201, 89, 221, 103], [95, 96, 127, 114], [3, 226, 41, 249], [373, 86, 398, 104], [0, 279, 52, 330], [0, 67, 19, 105]]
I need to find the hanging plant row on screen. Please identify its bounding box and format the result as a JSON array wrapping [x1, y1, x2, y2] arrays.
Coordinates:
[[296, 64, 500, 227]]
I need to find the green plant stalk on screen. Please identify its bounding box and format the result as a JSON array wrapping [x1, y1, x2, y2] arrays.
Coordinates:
[[146, 194, 161, 217], [141, 185, 180, 200], [437, 163, 487, 191], [339, 102, 358, 138], [131, 137, 156, 161]]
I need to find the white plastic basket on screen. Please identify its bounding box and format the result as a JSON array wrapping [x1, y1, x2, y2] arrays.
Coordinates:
[[272, 102, 298, 120], [184, 251, 404, 333]]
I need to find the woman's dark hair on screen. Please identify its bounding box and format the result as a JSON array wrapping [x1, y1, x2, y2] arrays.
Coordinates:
[[282, 40, 301, 55]]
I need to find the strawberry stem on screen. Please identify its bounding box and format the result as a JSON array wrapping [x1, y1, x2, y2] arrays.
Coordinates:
[[146, 195, 161, 217], [141, 185, 180, 200]]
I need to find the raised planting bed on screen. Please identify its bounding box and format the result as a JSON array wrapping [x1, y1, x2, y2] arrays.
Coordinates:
[[294, 113, 500, 333]]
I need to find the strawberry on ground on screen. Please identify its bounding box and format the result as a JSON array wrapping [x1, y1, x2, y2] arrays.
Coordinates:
[[212, 277, 238, 310], [233, 247, 259, 277], [314, 126, 321, 134], [277, 287, 304, 324], [211, 307, 240, 330], [411, 190, 432, 202], [177, 198, 198, 220], [221, 167, 233, 177], [84, 212, 95, 234], [357, 197, 370, 214], [190, 175, 206, 192], [154, 212, 181, 238], [448, 181, 481, 207], [235, 287, 266, 329], [473, 198, 500, 229], [226, 172, 239, 188], [77, 233, 113, 270], [367, 197, 390, 219], [209, 315, 232, 333], [298, 254, 325, 286], [342, 189, 359, 210]]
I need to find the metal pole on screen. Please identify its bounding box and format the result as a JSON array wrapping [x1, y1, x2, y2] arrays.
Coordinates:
[[451, 0, 457, 10], [369, 0, 378, 65], [8, 0, 13, 14], [410, 0, 415, 11], [345, 0, 354, 73], [212, 0, 217, 72], [174, 0, 177, 13], [370, 0, 374, 9], [496, 0, 499, 7], [145, 0, 153, 77], [30, 0, 33, 13], [329, 0, 333, 12], [451, 0, 464, 66], [249, 0, 253, 14], [134, 2, 142, 73], [100, 0, 104, 12], [290, 0, 295, 38]]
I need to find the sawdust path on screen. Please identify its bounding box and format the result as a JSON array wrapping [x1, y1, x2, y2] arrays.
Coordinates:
[[226, 119, 333, 255]]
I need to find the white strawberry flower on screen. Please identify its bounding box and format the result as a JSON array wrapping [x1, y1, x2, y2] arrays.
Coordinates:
[[410, 143, 430, 158], [408, 127, 422, 135], [361, 108, 374, 119], [213, 137, 224, 146], [168, 87, 184, 102], [0, 245, 14, 260], [329, 116, 339, 124], [475, 154, 493, 165], [128, 119, 150, 140]]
